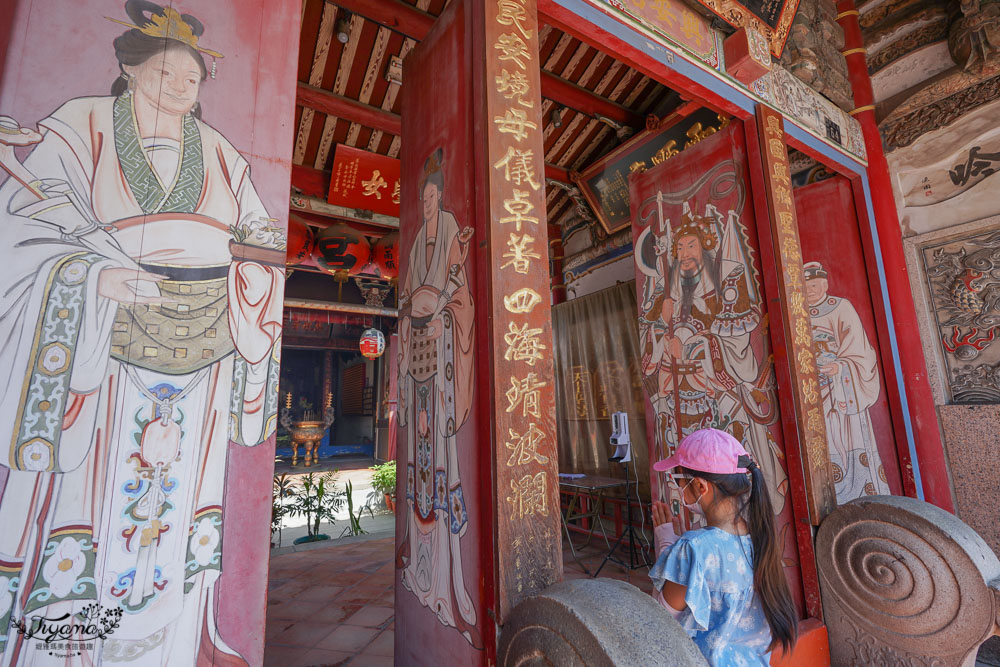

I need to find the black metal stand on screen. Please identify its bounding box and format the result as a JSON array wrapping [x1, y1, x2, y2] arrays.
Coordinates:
[[593, 461, 649, 577]]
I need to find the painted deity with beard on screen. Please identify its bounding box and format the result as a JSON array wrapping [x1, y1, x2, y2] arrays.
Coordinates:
[[638, 201, 788, 516]]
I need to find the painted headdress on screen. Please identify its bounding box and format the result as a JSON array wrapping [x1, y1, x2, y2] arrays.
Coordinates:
[[106, 1, 224, 59], [419, 148, 444, 192], [803, 261, 827, 280], [672, 201, 719, 256]]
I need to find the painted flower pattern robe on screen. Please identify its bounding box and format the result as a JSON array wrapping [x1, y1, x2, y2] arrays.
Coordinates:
[[0, 93, 282, 666], [396, 208, 478, 646]]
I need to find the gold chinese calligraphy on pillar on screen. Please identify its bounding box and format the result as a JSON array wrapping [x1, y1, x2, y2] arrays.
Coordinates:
[[755, 105, 835, 524], [482, 0, 561, 620]]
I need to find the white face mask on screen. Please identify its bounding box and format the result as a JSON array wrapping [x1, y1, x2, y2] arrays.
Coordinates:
[[682, 479, 706, 516]]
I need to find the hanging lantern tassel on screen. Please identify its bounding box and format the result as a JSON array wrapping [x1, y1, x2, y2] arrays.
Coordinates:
[[334, 270, 349, 300]]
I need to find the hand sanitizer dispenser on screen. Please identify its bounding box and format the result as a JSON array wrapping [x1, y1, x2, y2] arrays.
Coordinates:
[[609, 411, 631, 463]]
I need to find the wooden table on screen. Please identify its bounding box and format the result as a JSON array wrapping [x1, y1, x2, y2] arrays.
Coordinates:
[[558, 474, 627, 576]]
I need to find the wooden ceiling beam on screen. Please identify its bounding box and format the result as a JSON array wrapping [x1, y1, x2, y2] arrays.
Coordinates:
[[294, 151, 571, 200], [322, 1, 643, 129], [328, 0, 434, 40], [540, 71, 642, 127], [291, 164, 329, 199], [297, 83, 402, 136]]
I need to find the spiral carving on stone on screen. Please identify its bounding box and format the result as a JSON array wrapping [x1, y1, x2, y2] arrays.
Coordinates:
[[498, 579, 707, 667], [817, 496, 1000, 663]]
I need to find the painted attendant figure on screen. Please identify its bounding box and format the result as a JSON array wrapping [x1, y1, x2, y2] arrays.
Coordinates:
[[0, 3, 283, 664], [804, 261, 890, 502], [396, 149, 480, 647]]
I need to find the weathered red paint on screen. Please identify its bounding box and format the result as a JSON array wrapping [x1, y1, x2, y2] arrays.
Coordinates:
[[292, 163, 329, 199], [836, 0, 954, 512], [846, 176, 919, 498], [774, 138, 919, 502], [0, 2, 301, 664], [395, 0, 490, 662]]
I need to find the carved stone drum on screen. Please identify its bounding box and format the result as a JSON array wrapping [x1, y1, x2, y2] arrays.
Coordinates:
[[816, 495, 1000, 666], [498, 578, 707, 666]]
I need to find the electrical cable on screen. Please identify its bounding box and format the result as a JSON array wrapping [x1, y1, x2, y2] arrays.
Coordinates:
[[630, 451, 651, 562]]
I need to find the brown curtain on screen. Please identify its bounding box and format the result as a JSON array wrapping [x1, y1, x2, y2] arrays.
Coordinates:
[[552, 281, 650, 499]]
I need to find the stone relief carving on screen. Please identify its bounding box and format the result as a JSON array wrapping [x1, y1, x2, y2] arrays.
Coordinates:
[[867, 19, 950, 74], [881, 71, 1000, 149], [949, 0, 1000, 71], [923, 227, 1000, 402]]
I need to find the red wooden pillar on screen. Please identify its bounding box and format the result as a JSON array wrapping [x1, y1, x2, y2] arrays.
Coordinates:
[[395, 0, 561, 662], [836, 1, 954, 512]]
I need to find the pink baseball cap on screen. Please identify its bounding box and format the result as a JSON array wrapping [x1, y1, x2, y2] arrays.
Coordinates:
[[652, 428, 751, 474]]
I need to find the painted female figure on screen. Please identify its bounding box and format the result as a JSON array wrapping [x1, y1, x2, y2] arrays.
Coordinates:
[[0, 3, 282, 664], [396, 149, 479, 647]]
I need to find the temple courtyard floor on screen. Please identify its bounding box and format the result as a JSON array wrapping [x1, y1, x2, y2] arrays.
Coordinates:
[[264, 527, 654, 665]]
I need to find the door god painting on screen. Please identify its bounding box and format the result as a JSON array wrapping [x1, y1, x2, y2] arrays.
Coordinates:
[[633, 162, 787, 516], [804, 262, 889, 502], [0, 3, 284, 664], [396, 149, 480, 647]]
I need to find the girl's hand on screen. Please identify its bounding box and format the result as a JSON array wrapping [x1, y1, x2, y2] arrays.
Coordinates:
[[652, 501, 673, 527], [653, 499, 684, 535]]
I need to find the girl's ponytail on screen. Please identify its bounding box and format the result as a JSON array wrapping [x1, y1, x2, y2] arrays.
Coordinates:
[[745, 460, 798, 652]]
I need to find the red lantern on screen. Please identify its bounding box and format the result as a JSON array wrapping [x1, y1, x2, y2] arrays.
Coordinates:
[[313, 223, 371, 276], [286, 219, 314, 266], [371, 232, 400, 280], [360, 328, 385, 359]]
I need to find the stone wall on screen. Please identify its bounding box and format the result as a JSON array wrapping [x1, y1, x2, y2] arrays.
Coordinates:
[[871, 0, 1000, 579], [779, 0, 855, 111], [939, 405, 1000, 556]]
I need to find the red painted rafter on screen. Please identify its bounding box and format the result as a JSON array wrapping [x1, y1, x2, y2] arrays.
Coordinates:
[[312, 2, 643, 128], [292, 154, 570, 198], [297, 82, 402, 136], [540, 71, 641, 126], [291, 164, 329, 199]]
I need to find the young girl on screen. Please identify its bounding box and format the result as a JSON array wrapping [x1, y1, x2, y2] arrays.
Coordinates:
[[649, 428, 798, 665]]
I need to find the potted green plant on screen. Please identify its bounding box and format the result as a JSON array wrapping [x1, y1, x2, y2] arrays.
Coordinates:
[[287, 471, 343, 544], [340, 479, 375, 537], [369, 461, 397, 512], [271, 473, 294, 547]]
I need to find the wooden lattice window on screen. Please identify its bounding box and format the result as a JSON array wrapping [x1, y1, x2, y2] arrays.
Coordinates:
[[341, 363, 366, 415]]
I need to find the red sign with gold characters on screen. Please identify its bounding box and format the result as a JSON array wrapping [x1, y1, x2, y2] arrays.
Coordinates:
[[327, 144, 400, 217]]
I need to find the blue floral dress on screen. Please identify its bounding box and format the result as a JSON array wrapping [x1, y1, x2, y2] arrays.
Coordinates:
[[649, 526, 772, 666]]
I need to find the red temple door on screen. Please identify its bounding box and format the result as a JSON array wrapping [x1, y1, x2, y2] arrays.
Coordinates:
[[794, 176, 907, 498], [629, 121, 806, 613]]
